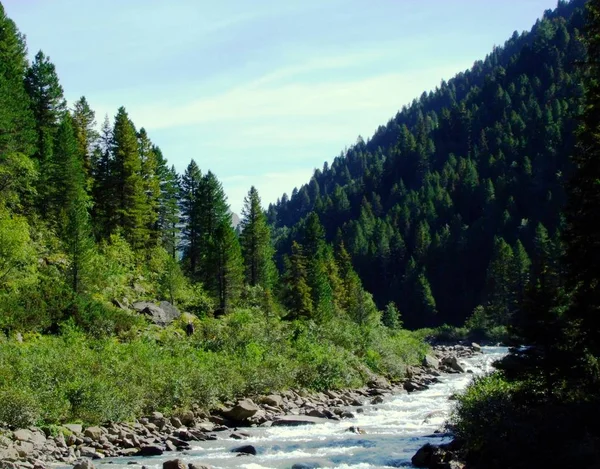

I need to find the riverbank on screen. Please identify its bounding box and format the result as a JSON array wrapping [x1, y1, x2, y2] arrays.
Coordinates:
[[0, 344, 482, 469]]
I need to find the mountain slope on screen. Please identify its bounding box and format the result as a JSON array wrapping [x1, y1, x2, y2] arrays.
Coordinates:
[[268, 0, 587, 328]]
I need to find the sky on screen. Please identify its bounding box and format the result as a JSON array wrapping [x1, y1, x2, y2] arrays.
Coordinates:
[[3, 0, 558, 213]]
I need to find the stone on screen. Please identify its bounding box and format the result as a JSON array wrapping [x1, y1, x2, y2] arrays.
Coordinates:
[[411, 443, 435, 467], [79, 447, 99, 459], [83, 427, 103, 442], [170, 417, 183, 428], [188, 465, 213, 469], [162, 460, 186, 469], [179, 410, 195, 427], [441, 356, 466, 373], [271, 416, 328, 427], [370, 396, 384, 405], [0, 446, 20, 461], [222, 399, 260, 421], [230, 432, 250, 440], [164, 440, 177, 452], [291, 464, 321, 469], [346, 426, 366, 434], [136, 445, 164, 456], [261, 395, 283, 407], [471, 342, 482, 352], [423, 354, 440, 369], [63, 424, 83, 434], [13, 430, 33, 442], [132, 302, 177, 326], [230, 445, 256, 456], [72, 459, 95, 469], [306, 409, 327, 419], [111, 299, 127, 310], [15, 441, 34, 457], [159, 301, 181, 321]]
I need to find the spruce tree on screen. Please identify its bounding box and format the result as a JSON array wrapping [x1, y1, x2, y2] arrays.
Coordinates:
[[382, 301, 402, 329], [24, 50, 66, 214], [138, 129, 160, 247], [91, 115, 113, 238], [0, 4, 36, 161], [239, 186, 275, 290], [180, 160, 202, 277], [282, 241, 313, 319], [71, 96, 97, 186], [111, 107, 148, 251]]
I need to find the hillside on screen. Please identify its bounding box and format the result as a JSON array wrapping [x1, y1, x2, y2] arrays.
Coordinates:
[[268, 0, 587, 329]]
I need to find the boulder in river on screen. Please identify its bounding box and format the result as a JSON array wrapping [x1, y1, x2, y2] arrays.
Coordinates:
[[230, 445, 256, 455], [162, 460, 186, 469], [441, 356, 465, 373], [271, 415, 328, 426], [422, 354, 440, 369], [72, 459, 95, 469], [136, 445, 164, 456]]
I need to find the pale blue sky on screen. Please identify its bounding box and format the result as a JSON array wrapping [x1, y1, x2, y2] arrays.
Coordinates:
[[4, 0, 557, 213]]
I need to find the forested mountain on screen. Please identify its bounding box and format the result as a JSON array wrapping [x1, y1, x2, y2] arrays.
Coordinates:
[[268, 0, 587, 329]]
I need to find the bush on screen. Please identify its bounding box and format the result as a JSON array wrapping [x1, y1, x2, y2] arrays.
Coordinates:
[[0, 387, 41, 428]]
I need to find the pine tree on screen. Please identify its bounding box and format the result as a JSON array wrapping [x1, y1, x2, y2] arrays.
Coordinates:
[[71, 96, 97, 186], [138, 129, 160, 247], [239, 186, 275, 290], [195, 171, 243, 313], [282, 241, 313, 320], [180, 160, 202, 277], [111, 107, 148, 251], [24, 50, 66, 215], [213, 220, 244, 314], [484, 236, 515, 326], [159, 163, 180, 259], [91, 115, 113, 238], [0, 5, 36, 163], [47, 113, 84, 230]]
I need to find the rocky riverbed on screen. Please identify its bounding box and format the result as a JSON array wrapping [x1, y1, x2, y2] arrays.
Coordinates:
[[0, 344, 485, 469]]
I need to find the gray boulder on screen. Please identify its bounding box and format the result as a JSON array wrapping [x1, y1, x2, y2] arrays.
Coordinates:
[[72, 459, 95, 469], [159, 301, 181, 321], [442, 356, 466, 373], [261, 395, 283, 407], [83, 427, 103, 442], [132, 302, 178, 326], [422, 354, 439, 369], [63, 424, 83, 434], [222, 399, 260, 421]]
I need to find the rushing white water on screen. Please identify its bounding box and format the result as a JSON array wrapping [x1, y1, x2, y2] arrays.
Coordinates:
[[100, 346, 507, 469]]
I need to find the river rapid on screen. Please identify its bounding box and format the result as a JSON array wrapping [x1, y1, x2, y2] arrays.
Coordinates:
[[97, 346, 507, 469]]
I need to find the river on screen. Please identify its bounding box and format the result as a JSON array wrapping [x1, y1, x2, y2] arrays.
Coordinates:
[[97, 346, 507, 469]]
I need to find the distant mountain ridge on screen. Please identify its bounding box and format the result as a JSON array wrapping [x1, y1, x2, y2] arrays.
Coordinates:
[[268, 0, 586, 328]]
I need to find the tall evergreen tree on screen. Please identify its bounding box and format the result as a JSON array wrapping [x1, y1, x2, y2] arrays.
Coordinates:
[[239, 186, 275, 290], [91, 115, 113, 238], [24, 50, 66, 214], [282, 241, 313, 320], [180, 160, 202, 277], [138, 128, 160, 247], [0, 4, 36, 163], [111, 107, 148, 251], [71, 96, 97, 187]]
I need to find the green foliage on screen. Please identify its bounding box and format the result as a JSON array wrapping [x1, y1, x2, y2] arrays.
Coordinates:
[[0, 209, 35, 290]]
